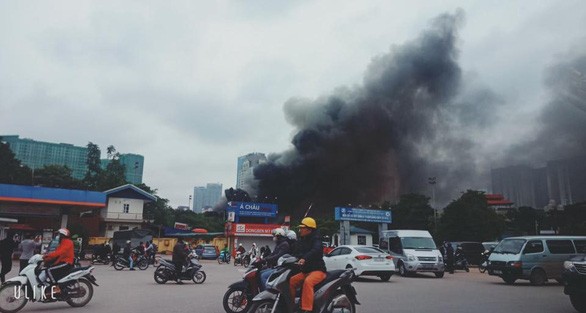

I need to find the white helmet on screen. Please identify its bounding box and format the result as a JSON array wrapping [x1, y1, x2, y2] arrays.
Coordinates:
[[57, 228, 70, 237], [272, 228, 286, 237], [252, 243, 256, 246], [239, 243, 242, 247], [286, 230, 297, 241]]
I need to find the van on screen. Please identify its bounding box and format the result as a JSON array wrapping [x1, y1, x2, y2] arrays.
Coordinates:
[[487, 235, 586, 285], [379, 230, 445, 278]]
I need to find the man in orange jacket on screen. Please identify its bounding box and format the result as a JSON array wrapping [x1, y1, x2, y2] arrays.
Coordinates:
[[39, 228, 74, 285]]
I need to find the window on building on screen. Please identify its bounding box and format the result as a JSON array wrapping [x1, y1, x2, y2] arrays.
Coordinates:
[[357, 235, 367, 245], [119, 226, 129, 231], [123, 204, 129, 213]]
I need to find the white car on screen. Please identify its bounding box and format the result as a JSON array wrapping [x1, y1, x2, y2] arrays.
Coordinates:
[[323, 245, 396, 281]]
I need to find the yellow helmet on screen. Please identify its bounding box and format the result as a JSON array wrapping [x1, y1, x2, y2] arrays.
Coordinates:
[[299, 217, 317, 229]]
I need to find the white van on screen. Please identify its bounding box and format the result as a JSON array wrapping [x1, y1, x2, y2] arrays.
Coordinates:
[[379, 230, 445, 278], [487, 236, 586, 285]]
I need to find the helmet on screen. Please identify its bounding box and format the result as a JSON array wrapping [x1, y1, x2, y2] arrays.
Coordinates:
[[57, 228, 70, 237], [272, 228, 286, 237], [126, 240, 131, 244], [299, 217, 317, 229], [286, 230, 297, 241], [239, 243, 242, 247], [252, 243, 256, 246]]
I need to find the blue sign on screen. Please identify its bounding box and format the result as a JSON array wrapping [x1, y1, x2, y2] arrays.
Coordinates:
[[228, 202, 278, 218], [335, 207, 392, 223]]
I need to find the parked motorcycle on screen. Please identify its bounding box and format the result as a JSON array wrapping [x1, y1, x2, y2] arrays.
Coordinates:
[[478, 250, 492, 273], [91, 254, 111, 265], [247, 254, 360, 313], [154, 253, 206, 284], [113, 252, 149, 271], [454, 255, 470, 272], [0, 254, 98, 313], [223, 259, 265, 313], [218, 251, 231, 264]]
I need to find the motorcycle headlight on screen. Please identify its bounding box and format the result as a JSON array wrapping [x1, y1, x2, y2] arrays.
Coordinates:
[[407, 254, 416, 262], [564, 261, 576, 272]]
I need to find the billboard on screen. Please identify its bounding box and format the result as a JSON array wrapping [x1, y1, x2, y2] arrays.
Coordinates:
[[334, 207, 392, 223], [227, 202, 278, 218]]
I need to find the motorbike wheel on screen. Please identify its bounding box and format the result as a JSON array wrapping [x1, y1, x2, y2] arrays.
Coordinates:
[[192, 271, 206, 284], [327, 291, 356, 313], [137, 259, 149, 270], [502, 275, 516, 285], [570, 294, 586, 313], [0, 282, 28, 313], [234, 260, 238, 266], [222, 287, 250, 313], [247, 299, 275, 313], [479, 266, 487, 273], [399, 263, 409, 277], [434, 271, 444, 278], [154, 267, 169, 284], [113, 260, 125, 271], [218, 257, 223, 264], [243, 258, 250, 268], [65, 278, 94, 308]]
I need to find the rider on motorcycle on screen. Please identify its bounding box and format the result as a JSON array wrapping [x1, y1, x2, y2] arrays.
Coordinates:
[[39, 228, 74, 291], [123, 240, 135, 270], [259, 228, 291, 290], [172, 238, 189, 284], [289, 217, 327, 313]]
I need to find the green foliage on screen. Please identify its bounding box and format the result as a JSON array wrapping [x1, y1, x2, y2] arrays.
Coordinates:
[[391, 193, 434, 231], [0, 140, 32, 185], [83, 142, 102, 189], [34, 165, 84, 189], [438, 190, 505, 242], [560, 203, 586, 235]]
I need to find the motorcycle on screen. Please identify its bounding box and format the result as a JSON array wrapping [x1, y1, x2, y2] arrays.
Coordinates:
[[154, 252, 206, 284], [223, 258, 265, 313], [478, 250, 491, 273], [113, 251, 149, 271], [454, 254, 470, 272], [233, 251, 250, 267], [0, 254, 98, 313], [247, 254, 360, 313], [91, 254, 111, 265], [218, 251, 231, 264]]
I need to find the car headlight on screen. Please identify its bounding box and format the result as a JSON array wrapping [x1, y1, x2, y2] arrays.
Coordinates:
[[407, 254, 416, 261], [564, 261, 576, 272], [438, 256, 443, 263]]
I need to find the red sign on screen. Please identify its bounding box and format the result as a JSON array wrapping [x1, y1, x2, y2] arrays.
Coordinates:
[[228, 223, 281, 236], [174, 222, 188, 230]]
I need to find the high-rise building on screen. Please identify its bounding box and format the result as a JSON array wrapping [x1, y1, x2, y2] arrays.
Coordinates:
[[192, 183, 223, 213], [1, 135, 88, 179], [492, 155, 586, 208], [101, 154, 144, 184], [236, 153, 267, 190]]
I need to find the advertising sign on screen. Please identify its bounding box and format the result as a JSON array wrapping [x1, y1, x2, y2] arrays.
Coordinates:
[[227, 202, 278, 218], [174, 222, 188, 230], [230, 223, 281, 236], [334, 207, 392, 223]]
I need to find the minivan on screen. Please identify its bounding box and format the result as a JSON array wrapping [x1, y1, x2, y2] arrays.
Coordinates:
[[379, 230, 445, 278], [487, 236, 586, 285]]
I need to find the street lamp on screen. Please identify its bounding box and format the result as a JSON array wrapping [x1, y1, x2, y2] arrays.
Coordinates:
[[428, 177, 437, 232]]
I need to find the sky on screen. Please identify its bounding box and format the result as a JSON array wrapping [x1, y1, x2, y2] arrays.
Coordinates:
[[1, 1, 585, 208]]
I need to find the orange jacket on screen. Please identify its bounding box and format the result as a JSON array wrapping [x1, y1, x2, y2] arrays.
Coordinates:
[[44, 238, 74, 265]]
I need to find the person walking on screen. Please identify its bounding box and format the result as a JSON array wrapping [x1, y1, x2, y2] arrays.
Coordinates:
[[446, 242, 455, 274], [0, 233, 19, 283], [18, 234, 41, 272], [289, 217, 327, 313]]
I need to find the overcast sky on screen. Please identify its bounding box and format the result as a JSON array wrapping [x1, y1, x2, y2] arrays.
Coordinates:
[[1, 1, 585, 208]]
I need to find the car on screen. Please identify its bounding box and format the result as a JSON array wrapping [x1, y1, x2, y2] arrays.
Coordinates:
[[323, 245, 396, 281], [482, 241, 499, 251], [198, 244, 219, 260], [563, 254, 586, 312]]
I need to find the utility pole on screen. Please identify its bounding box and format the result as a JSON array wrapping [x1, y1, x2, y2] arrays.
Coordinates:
[[428, 177, 437, 233]]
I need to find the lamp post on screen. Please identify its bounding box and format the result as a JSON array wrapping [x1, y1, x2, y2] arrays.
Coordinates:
[[428, 177, 437, 232]]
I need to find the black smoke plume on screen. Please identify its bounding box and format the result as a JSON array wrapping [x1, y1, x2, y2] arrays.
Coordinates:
[[248, 11, 496, 217]]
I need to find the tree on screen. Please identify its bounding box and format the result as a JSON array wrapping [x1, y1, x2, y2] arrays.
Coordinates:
[[438, 190, 505, 242], [84, 142, 102, 189], [391, 194, 434, 231], [0, 140, 32, 185], [507, 206, 540, 235], [34, 165, 84, 189]]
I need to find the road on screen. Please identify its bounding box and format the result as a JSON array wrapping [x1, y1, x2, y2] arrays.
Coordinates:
[[6, 259, 577, 313]]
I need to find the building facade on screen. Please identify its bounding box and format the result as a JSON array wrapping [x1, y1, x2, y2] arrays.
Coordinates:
[[236, 153, 267, 189], [193, 183, 223, 213], [101, 153, 144, 184], [1, 135, 88, 179]]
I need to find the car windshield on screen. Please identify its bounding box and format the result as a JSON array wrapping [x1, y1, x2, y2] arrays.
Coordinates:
[[355, 247, 385, 254], [401, 237, 437, 249], [493, 239, 526, 254], [204, 247, 215, 251]]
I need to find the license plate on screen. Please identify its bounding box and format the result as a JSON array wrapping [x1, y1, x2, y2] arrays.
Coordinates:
[[374, 257, 384, 262], [493, 270, 502, 274], [420, 264, 433, 269]]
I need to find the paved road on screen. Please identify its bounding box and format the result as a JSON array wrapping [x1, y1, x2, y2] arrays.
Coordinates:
[[5, 259, 578, 313]]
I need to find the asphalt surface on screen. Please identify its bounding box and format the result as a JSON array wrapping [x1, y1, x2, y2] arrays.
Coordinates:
[[2, 258, 578, 313]]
